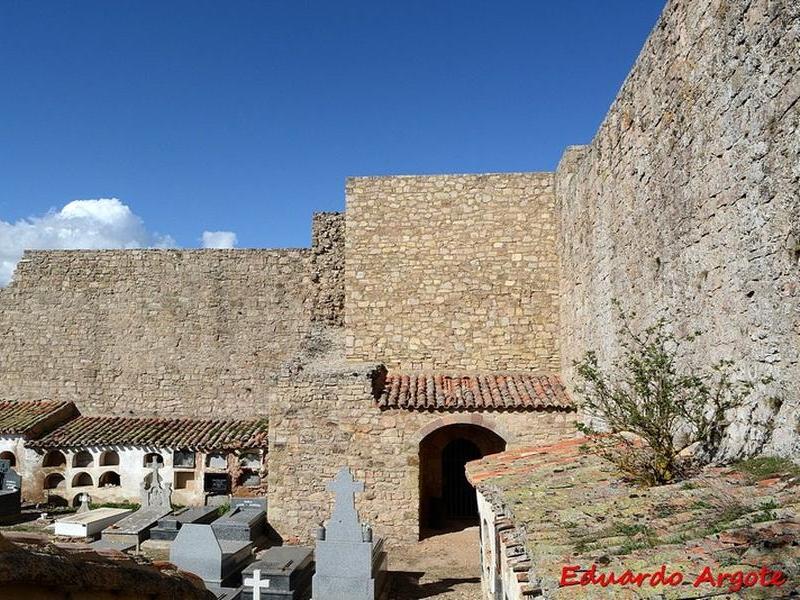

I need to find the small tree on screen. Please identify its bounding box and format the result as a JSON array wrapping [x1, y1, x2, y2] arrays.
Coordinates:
[[574, 306, 759, 486]]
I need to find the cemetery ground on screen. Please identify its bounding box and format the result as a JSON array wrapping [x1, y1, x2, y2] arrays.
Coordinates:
[[390, 526, 483, 600], [0, 509, 485, 599], [136, 530, 483, 600]]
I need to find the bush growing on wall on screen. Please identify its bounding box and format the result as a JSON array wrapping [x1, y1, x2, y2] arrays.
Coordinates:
[[574, 303, 763, 486]]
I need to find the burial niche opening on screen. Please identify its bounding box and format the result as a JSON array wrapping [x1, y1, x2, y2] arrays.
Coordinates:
[[99, 471, 121, 487], [71, 472, 93, 488], [72, 451, 94, 468], [42, 450, 66, 467], [419, 423, 505, 536], [99, 450, 119, 466], [0, 451, 16, 467], [43, 473, 66, 490]]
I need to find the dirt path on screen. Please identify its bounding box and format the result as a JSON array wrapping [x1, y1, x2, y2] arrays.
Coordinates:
[[388, 526, 483, 599]]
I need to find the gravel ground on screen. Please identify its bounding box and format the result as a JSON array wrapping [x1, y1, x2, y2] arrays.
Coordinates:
[[388, 526, 483, 599]]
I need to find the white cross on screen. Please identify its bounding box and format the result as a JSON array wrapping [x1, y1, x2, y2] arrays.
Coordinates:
[[244, 568, 270, 600]]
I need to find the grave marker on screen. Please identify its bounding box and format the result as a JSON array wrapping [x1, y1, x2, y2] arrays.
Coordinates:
[[312, 467, 388, 600], [171, 523, 253, 587], [0, 459, 22, 517], [244, 568, 270, 600], [77, 493, 91, 514], [101, 458, 172, 545], [241, 546, 313, 600]]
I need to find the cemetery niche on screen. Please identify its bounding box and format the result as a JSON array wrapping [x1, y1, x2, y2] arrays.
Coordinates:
[[205, 472, 231, 495], [173, 449, 196, 468], [312, 467, 388, 600], [0, 458, 22, 517]]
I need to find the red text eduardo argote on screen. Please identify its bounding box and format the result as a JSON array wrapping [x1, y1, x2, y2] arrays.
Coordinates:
[[560, 563, 788, 593]]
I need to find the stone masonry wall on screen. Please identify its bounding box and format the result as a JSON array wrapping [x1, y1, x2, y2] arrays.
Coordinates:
[[555, 0, 800, 458], [345, 173, 560, 372], [311, 212, 345, 327], [0, 213, 345, 417], [267, 364, 576, 546]]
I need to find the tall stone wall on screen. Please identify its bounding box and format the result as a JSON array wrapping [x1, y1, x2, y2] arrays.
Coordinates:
[[0, 213, 345, 417], [555, 0, 800, 458], [345, 173, 560, 371], [267, 363, 575, 546]]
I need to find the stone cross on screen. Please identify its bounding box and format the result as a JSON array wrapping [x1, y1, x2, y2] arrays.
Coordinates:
[[325, 467, 364, 542], [244, 568, 270, 600], [147, 457, 162, 480]]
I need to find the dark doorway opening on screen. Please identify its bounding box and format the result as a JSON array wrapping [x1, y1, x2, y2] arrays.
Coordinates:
[[419, 423, 505, 537], [442, 439, 481, 519]]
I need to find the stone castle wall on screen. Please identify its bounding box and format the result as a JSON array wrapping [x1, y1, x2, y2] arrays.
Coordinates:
[[555, 0, 800, 457], [267, 364, 576, 546], [345, 173, 560, 372], [0, 213, 344, 417]]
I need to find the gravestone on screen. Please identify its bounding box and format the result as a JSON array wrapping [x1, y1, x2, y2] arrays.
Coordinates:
[[311, 468, 388, 600], [100, 457, 172, 544], [212, 497, 266, 542], [170, 523, 253, 587], [242, 546, 313, 600], [140, 457, 172, 510], [244, 569, 270, 600], [55, 507, 132, 537], [150, 505, 219, 541], [0, 459, 22, 517], [77, 493, 91, 514]]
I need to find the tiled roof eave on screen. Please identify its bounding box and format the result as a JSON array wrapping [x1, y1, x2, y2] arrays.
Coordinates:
[[29, 415, 270, 451], [377, 371, 575, 412], [376, 405, 576, 413]]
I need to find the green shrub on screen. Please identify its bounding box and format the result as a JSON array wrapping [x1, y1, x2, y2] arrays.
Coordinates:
[[574, 302, 764, 486]]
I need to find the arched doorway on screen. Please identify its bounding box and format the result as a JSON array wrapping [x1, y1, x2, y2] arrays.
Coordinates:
[[419, 423, 506, 536], [0, 451, 16, 467]]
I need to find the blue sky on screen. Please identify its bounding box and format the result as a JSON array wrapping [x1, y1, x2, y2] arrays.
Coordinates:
[[0, 0, 665, 270]]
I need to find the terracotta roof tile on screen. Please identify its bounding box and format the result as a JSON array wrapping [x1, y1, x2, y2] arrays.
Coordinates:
[[0, 401, 78, 438], [376, 372, 574, 411], [29, 415, 269, 450]]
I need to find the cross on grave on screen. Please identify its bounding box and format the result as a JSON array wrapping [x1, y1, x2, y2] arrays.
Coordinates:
[[77, 493, 91, 513], [147, 457, 162, 479], [325, 467, 365, 542], [244, 568, 271, 600]]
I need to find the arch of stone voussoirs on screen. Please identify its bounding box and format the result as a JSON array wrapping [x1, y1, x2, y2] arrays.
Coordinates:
[[412, 413, 513, 445]]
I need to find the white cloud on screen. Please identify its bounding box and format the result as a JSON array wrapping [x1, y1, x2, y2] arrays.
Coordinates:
[[0, 198, 176, 286], [201, 230, 237, 249]]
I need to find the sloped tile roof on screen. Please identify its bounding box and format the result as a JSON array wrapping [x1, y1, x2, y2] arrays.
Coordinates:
[[30, 415, 269, 450], [0, 401, 78, 438], [376, 372, 574, 411], [466, 439, 800, 598]]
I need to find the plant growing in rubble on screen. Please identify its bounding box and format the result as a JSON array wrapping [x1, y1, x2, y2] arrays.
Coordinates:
[[574, 302, 763, 486]]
